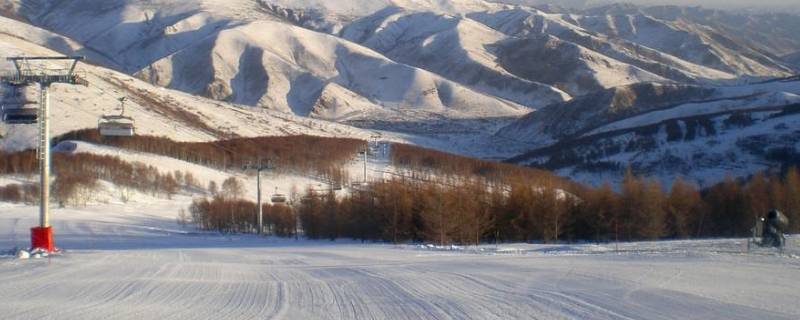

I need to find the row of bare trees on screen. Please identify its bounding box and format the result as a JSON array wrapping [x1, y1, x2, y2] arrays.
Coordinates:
[[55, 130, 362, 184], [187, 177, 585, 244], [187, 167, 800, 244], [4, 132, 797, 243], [568, 169, 800, 241], [189, 196, 296, 235], [0, 149, 38, 175], [0, 151, 200, 205], [0, 183, 39, 204], [391, 143, 562, 183]]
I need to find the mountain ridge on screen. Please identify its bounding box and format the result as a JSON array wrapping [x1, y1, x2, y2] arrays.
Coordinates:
[[1, 0, 799, 187]]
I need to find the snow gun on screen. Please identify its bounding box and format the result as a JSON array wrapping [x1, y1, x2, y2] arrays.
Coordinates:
[[760, 210, 789, 249]]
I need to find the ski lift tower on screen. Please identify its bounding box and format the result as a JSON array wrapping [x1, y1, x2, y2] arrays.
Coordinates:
[[1, 56, 86, 252], [244, 158, 276, 235]]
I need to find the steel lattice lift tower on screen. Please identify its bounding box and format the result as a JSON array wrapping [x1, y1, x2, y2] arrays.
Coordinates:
[[1, 56, 86, 252]]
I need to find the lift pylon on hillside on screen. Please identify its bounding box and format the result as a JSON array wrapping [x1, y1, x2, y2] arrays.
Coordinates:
[[244, 159, 276, 235], [1, 56, 87, 252]]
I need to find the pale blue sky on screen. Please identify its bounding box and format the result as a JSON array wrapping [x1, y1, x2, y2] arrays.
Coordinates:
[[603, 0, 799, 9], [505, 0, 800, 11]]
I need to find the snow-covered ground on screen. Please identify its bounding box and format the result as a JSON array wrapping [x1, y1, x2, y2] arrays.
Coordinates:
[[1, 141, 798, 319], [1, 195, 799, 319], [52, 140, 399, 202]]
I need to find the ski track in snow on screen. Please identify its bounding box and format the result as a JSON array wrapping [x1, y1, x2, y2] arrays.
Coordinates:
[[1, 202, 799, 319]]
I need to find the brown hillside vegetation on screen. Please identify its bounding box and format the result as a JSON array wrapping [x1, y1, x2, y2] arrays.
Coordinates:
[[391, 143, 565, 184], [2, 132, 798, 243], [0, 150, 196, 205], [191, 166, 800, 244], [54, 129, 362, 182]]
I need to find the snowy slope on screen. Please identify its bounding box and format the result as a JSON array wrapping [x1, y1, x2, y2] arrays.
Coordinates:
[[2, 136, 800, 316], [639, 5, 800, 59], [493, 33, 667, 95], [2, 0, 532, 125], [784, 52, 800, 70], [4, 0, 796, 117], [55, 141, 339, 204], [542, 107, 800, 188], [468, 7, 747, 86], [0, 16, 118, 68], [340, 8, 570, 108], [0, 26, 514, 160], [587, 91, 800, 135], [501, 80, 800, 187], [499, 80, 800, 146], [1, 0, 800, 186], [497, 83, 717, 146], [0, 32, 403, 152], [136, 19, 528, 119], [5, 0, 249, 72], [344, 6, 687, 98], [1, 198, 799, 319], [576, 5, 795, 77]]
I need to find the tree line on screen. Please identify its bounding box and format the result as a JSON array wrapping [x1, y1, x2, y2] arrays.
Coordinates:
[[0, 150, 200, 206], [390, 143, 565, 184], [3, 133, 798, 243], [189, 195, 296, 236], [0, 183, 39, 204], [189, 167, 800, 244], [55, 129, 362, 184]]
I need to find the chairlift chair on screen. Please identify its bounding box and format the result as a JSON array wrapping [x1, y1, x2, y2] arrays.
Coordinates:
[[1, 104, 38, 124], [271, 188, 288, 204], [1, 84, 38, 124], [98, 115, 135, 137], [98, 97, 135, 137], [300, 195, 314, 204], [351, 181, 366, 188]]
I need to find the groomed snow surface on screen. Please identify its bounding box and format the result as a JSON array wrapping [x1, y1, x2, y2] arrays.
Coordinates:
[[1, 197, 799, 319]]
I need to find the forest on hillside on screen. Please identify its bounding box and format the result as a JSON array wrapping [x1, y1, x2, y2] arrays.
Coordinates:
[[190, 167, 800, 244], [1, 133, 798, 244], [54, 129, 363, 184], [0, 149, 199, 206], [186, 142, 800, 244]]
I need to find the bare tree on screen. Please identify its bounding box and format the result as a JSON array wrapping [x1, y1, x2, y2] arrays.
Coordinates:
[[208, 180, 219, 196], [163, 173, 179, 199], [666, 177, 703, 239], [222, 177, 245, 199], [784, 167, 800, 232]]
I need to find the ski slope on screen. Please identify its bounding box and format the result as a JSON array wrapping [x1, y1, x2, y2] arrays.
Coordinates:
[[1, 197, 799, 319]]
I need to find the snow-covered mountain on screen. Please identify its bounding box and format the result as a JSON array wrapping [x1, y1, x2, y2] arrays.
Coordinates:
[[469, 6, 788, 86], [0, 23, 390, 151], [637, 5, 800, 58], [7, 0, 795, 109], [136, 19, 528, 119], [580, 4, 796, 76], [1, 0, 799, 187], [784, 52, 800, 70], [500, 79, 800, 187], [339, 8, 570, 108]]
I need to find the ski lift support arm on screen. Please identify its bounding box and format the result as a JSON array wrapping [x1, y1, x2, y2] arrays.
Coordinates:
[[2, 56, 86, 85]]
